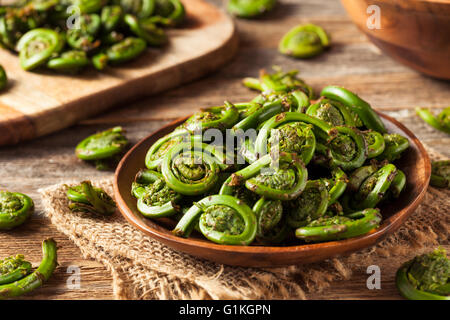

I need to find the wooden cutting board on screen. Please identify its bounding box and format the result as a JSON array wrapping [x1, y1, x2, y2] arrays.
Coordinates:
[[0, 0, 237, 146]]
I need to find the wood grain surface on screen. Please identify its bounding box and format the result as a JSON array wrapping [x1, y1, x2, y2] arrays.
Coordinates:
[[0, 0, 237, 146], [0, 0, 449, 300]]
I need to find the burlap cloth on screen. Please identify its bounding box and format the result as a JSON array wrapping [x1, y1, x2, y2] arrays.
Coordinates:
[[39, 147, 449, 300]]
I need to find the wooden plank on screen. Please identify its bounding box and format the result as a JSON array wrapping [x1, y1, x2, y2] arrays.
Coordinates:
[[0, 0, 238, 146]]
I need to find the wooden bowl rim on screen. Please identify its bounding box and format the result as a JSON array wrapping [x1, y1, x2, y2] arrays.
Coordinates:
[[114, 111, 431, 258]]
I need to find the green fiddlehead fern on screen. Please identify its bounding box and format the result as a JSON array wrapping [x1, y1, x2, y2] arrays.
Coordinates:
[[16, 28, 64, 70], [161, 141, 229, 196], [173, 195, 257, 245], [0, 255, 32, 285], [253, 197, 288, 244], [220, 153, 308, 201], [344, 163, 404, 211], [321, 86, 387, 133], [430, 160, 450, 189], [114, 0, 155, 19], [146, 0, 185, 27], [279, 24, 329, 59], [243, 68, 314, 100], [145, 129, 189, 170], [376, 133, 409, 162], [183, 102, 240, 133], [227, 0, 277, 19], [101, 5, 123, 33], [295, 208, 382, 242], [0, 191, 34, 230], [362, 130, 385, 159], [132, 169, 182, 218], [67, 181, 116, 216], [47, 50, 90, 73], [106, 37, 147, 64], [0, 65, 7, 91], [315, 126, 367, 171], [396, 248, 449, 300], [322, 167, 348, 205], [416, 107, 450, 135], [286, 180, 329, 228], [66, 14, 101, 52], [71, 0, 108, 14], [76, 126, 129, 170], [0, 238, 57, 300], [124, 14, 167, 46], [306, 98, 358, 127]]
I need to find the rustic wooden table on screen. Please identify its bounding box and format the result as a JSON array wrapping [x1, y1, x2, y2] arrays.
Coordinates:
[[1, 0, 449, 300]]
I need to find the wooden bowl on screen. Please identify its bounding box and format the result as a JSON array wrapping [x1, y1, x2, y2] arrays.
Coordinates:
[[341, 0, 450, 80], [114, 112, 431, 267]]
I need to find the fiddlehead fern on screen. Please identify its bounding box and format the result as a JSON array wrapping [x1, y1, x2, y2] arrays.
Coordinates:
[[124, 14, 167, 46], [76, 126, 129, 170], [173, 195, 257, 245], [101, 5, 123, 32], [243, 68, 314, 100], [306, 98, 359, 127], [67, 181, 116, 216], [66, 13, 101, 52], [315, 126, 367, 171], [255, 112, 325, 164], [16, 28, 64, 70], [220, 153, 308, 201], [106, 37, 147, 64], [0, 191, 34, 230], [279, 24, 329, 59], [132, 169, 182, 218], [295, 208, 382, 242], [0, 238, 57, 300], [362, 130, 385, 159], [47, 50, 90, 73], [161, 142, 229, 196], [227, 0, 277, 19], [322, 167, 348, 205], [344, 163, 405, 211], [416, 107, 450, 135], [113, 0, 155, 19], [376, 133, 409, 162], [146, 0, 185, 27], [396, 248, 449, 300], [430, 160, 450, 189], [321, 86, 387, 133], [145, 129, 189, 170], [0, 255, 32, 285], [71, 0, 108, 14], [183, 102, 240, 133], [286, 180, 329, 228], [253, 197, 288, 244]]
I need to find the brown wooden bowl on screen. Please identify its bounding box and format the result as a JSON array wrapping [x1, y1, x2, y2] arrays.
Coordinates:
[[114, 112, 431, 267], [341, 0, 450, 80]]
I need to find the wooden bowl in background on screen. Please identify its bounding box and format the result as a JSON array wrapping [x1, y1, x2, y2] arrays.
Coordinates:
[[114, 112, 431, 267], [341, 0, 450, 80]]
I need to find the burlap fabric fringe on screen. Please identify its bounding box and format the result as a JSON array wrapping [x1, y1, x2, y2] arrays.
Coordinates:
[[39, 147, 449, 300]]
